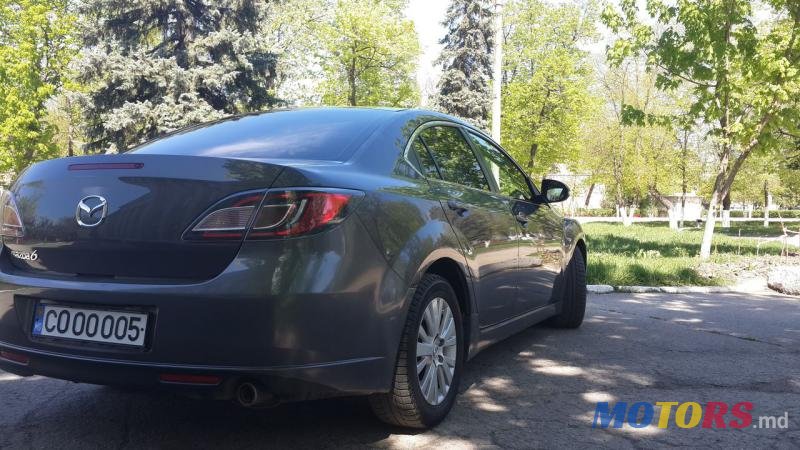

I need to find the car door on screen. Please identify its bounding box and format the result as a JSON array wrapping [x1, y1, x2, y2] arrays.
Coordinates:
[[465, 131, 564, 315], [408, 124, 520, 328]]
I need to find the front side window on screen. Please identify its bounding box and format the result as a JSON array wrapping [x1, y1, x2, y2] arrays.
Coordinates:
[[467, 132, 532, 200], [418, 126, 490, 191]]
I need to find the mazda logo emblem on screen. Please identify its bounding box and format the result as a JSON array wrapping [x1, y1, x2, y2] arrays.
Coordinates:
[[76, 195, 108, 227]]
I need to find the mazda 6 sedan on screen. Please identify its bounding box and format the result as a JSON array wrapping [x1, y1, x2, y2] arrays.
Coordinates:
[[0, 107, 586, 428]]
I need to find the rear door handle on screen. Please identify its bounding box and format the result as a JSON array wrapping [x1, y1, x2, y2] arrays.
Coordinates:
[[447, 199, 469, 216]]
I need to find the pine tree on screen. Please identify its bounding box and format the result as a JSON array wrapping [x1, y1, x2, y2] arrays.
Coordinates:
[[76, 0, 280, 152], [435, 0, 495, 129]]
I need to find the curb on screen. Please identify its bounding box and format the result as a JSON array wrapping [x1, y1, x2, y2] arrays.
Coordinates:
[[587, 284, 765, 294]]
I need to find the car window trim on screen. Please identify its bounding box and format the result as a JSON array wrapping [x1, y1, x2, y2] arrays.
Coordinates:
[[403, 121, 493, 193], [461, 128, 540, 198], [415, 136, 444, 180], [462, 129, 535, 201]]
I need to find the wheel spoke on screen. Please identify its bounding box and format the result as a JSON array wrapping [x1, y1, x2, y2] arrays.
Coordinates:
[[443, 354, 456, 367], [417, 357, 428, 375], [416, 342, 435, 357], [421, 365, 435, 403], [439, 306, 452, 336], [418, 323, 432, 342], [440, 316, 455, 340], [431, 298, 442, 334], [442, 364, 453, 384], [442, 335, 457, 348], [436, 365, 448, 399], [423, 304, 437, 336], [430, 367, 441, 403]]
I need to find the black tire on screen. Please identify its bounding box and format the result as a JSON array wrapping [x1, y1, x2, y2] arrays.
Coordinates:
[[548, 251, 586, 328], [369, 274, 464, 428]]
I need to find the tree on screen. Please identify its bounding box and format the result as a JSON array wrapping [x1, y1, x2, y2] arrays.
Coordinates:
[[584, 61, 688, 225], [434, 0, 494, 128], [0, 0, 75, 176], [500, 0, 598, 178], [76, 0, 281, 153], [603, 0, 800, 258], [263, 0, 334, 105], [320, 0, 420, 107]]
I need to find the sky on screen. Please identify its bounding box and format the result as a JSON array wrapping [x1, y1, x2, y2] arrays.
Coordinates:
[[404, 0, 449, 106]]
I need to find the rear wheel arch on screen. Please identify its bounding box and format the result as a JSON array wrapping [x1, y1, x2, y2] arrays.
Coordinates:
[[419, 257, 472, 357]]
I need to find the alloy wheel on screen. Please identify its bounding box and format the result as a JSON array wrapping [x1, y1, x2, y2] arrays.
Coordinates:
[[416, 297, 458, 405]]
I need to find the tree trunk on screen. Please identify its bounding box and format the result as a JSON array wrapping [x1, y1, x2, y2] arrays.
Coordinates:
[[621, 206, 635, 226], [764, 180, 771, 227], [527, 142, 538, 172], [584, 182, 595, 208], [347, 56, 357, 106], [700, 194, 719, 259], [679, 129, 688, 228], [721, 192, 731, 228]]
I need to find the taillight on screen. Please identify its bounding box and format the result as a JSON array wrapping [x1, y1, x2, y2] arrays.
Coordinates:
[[184, 189, 362, 241], [0, 191, 24, 239], [247, 189, 361, 239], [183, 191, 265, 241]]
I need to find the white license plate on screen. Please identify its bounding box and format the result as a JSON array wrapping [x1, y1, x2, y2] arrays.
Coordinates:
[[32, 304, 148, 347]]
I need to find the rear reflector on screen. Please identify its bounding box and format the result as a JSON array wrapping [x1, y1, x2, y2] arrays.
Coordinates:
[[0, 350, 30, 365], [159, 373, 222, 385], [68, 163, 144, 170]]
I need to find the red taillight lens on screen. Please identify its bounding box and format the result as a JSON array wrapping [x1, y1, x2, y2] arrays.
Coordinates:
[[247, 190, 361, 239], [1, 192, 24, 239]]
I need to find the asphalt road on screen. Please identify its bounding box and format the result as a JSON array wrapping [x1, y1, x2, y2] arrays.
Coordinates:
[[1, 290, 798, 449]]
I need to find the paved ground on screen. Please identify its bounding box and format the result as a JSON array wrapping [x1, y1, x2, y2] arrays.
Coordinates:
[[1, 291, 798, 449]]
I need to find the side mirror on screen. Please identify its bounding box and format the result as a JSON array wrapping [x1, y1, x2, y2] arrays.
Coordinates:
[[540, 179, 570, 203]]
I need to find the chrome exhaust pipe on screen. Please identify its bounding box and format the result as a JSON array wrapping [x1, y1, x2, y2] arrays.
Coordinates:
[[236, 381, 274, 408]]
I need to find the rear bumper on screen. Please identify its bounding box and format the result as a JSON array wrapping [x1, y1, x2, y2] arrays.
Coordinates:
[[0, 217, 412, 400], [0, 342, 384, 401]]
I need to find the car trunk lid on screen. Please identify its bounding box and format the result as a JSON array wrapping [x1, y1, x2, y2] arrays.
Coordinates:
[[4, 154, 283, 280]]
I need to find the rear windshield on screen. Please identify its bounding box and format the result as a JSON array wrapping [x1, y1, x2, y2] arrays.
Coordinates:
[[129, 108, 386, 161]]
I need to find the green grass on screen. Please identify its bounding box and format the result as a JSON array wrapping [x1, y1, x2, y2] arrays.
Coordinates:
[[583, 222, 786, 286]]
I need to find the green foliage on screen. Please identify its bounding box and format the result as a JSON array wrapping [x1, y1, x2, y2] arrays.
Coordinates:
[[500, 0, 599, 177], [320, 0, 420, 107], [76, 0, 281, 153], [263, 0, 334, 105], [602, 0, 800, 257], [434, 0, 495, 128], [603, 0, 800, 193], [582, 62, 699, 209], [585, 222, 785, 286], [0, 0, 75, 175]]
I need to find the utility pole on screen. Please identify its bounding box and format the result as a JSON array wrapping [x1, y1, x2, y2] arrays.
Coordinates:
[[491, 0, 503, 143]]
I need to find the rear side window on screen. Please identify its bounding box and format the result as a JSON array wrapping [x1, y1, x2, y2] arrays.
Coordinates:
[[409, 137, 440, 179], [418, 126, 489, 191], [467, 132, 532, 200]]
